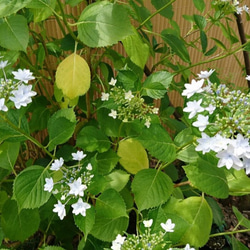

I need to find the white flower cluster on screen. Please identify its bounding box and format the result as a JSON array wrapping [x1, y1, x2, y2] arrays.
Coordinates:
[[0, 59, 36, 111], [101, 77, 159, 128], [44, 150, 93, 220], [111, 218, 191, 250], [182, 70, 250, 174], [214, 0, 249, 15]]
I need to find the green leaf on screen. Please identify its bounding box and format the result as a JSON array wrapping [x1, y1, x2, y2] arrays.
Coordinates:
[[117, 138, 149, 174], [163, 196, 213, 247], [55, 53, 91, 100], [90, 189, 129, 241], [0, 109, 29, 143], [151, 0, 174, 19], [161, 31, 190, 63], [225, 169, 250, 195], [211, 37, 227, 50], [0, 141, 19, 170], [205, 45, 217, 56], [205, 197, 224, 227], [192, 0, 205, 12], [193, 15, 206, 30], [74, 205, 95, 241], [232, 206, 250, 229], [122, 27, 149, 69], [1, 199, 40, 242], [104, 170, 130, 192], [13, 165, 51, 209], [132, 168, 173, 211], [0, 191, 8, 212], [176, 144, 199, 163], [76, 126, 111, 153], [137, 124, 176, 163], [0, 15, 29, 51], [142, 71, 174, 99], [183, 157, 229, 198], [200, 30, 208, 53], [95, 149, 119, 175], [232, 236, 249, 250], [78, 1, 133, 47], [0, 0, 32, 18], [47, 108, 76, 151]]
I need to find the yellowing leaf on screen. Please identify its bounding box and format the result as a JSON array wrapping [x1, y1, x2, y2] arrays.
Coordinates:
[[117, 138, 149, 174], [55, 53, 91, 100]]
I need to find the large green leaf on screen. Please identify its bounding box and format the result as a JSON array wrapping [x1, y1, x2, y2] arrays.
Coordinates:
[[0, 0, 32, 18], [0, 15, 29, 51], [47, 108, 76, 151], [132, 168, 173, 211], [163, 196, 213, 247], [90, 189, 129, 241], [161, 31, 190, 63], [122, 27, 149, 69], [104, 170, 130, 192], [78, 1, 133, 47], [13, 165, 51, 209], [232, 206, 250, 229], [192, 0, 205, 12], [76, 126, 111, 153], [184, 157, 229, 198], [137, 124, 176, 163], [117, 138, 149, 174], [0, 141, 19, 170], [1, 199, 40, 242]]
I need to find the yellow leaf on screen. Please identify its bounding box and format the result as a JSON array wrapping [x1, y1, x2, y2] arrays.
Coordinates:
[[55, 53, 91, 99]]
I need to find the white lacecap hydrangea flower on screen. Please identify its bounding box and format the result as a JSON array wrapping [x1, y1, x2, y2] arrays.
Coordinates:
[[197, 69, 215, 79], [124, 90, 134, 101], [111, 234, 126, 250], [109, 77, 117, 86], [101, 92, 110, 101], [192, 114, 209, 131], [53, 200, 66, 220], [68, 177, 87, 197], [143, 219, 153, 228], [109, 109, 118, 119], [72, 150, 86, 161], [183, 99, 204, 119], [160, 219, 175, 232], [12, 69, 35, 83], [50, 157, 64, 171], [182, 79, 204, 98], [44, 177, 54, 192], [0, 98, 8, 112], [71, 198, 91, 216]]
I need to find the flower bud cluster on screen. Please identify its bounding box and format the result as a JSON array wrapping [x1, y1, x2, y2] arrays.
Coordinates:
[[111, 219, 176, 250], [101, 78, 159, 128], [0, 59, 36, 111], [182, 70, 250, 174], [44, 150, 93, 220]]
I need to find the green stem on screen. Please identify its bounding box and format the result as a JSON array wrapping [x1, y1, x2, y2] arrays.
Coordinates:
[[210, 228, 250, 238], [137, 0, 176, 29], [1, 114, 54, 159]]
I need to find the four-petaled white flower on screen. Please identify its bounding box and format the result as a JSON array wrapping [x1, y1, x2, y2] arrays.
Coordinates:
[[109, 109, 117, 119], [71, 198, 91, 216], [101, 92, 109, 101], [9, 84, 37, 109], [0, 60, 8, 69], [72, 150, 86, 161], [44, 177, 54, 192], [246, 75, 250, 81], [152, 107, 159, 114], [195, 133, 214, 154], [182, 79, 204, 98], [109, 77, 117, 86], [197, 69, 215, 79], [53, 200, 66, 220], [205, 104, 216, 114], [50, 157, 64, 171], [143, 219, 153, 228], [12, 69, 35, 83], [0, 98, 8, 112], [111, 234, 126, 250], [192, 114, 209, 131], [68, 177, 87, 197], [160, 219, 175, 232], [124, 90, 134, 101], [183, 99, 204, 119]]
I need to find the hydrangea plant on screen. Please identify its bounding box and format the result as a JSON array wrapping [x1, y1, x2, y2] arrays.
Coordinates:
[[0, 0, 250, 249]]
